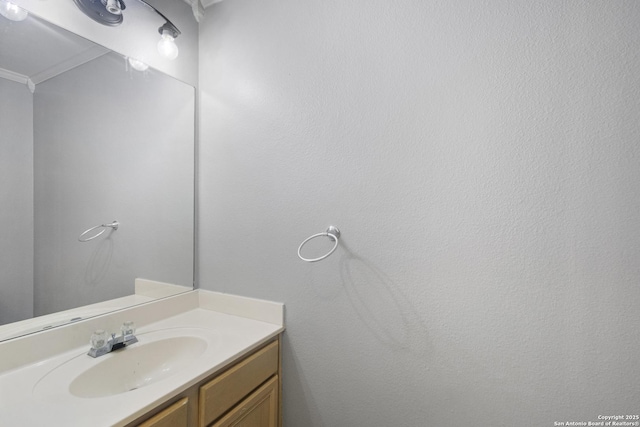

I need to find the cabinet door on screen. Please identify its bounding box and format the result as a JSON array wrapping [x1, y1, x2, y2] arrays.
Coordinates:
[[200, 341, 279, 426], [137, 397, 189, 427], [211, 375, 278, 427]]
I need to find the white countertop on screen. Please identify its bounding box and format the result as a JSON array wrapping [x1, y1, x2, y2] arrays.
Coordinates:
[[0, 290, 284, 427]]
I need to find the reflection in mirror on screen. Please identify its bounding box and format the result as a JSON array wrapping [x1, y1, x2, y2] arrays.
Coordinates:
[[0, 10, 194, 341]]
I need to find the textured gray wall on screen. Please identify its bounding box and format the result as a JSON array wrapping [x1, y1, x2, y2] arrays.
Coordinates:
[[34, 53, 194, 316], [198, 1, 640, 425], [0, 79, 34, 324]]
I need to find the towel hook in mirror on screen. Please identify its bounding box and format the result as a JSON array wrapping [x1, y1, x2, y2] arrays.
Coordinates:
[[78, 221, 119, 242]]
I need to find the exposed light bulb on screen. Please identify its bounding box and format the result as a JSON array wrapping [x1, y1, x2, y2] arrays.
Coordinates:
[[0, 1, 28, 21], [157, 30, 179, 60], [127, 57, 149, 72]]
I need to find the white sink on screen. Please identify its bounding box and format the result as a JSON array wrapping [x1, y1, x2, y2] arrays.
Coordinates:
[[70, 335, 207, 398], [34, 328, 216, 400]]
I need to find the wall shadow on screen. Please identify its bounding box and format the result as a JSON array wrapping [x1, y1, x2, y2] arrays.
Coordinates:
[[338, 241, 432, 358], [84, 234, 114, 286]]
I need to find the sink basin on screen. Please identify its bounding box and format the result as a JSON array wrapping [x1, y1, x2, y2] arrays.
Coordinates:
[[34, 328, 216, 400], [70, 335, 206, 398]]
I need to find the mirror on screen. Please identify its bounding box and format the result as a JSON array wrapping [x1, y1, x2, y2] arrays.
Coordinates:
[[0, 9, 194, 341]]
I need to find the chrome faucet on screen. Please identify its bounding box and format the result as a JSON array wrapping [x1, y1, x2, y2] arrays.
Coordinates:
[[88, 321, 138, 358]]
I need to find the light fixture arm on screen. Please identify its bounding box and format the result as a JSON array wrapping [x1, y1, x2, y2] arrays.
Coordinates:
[[158, 21, 180, 39], [135, 0, 181, 38]]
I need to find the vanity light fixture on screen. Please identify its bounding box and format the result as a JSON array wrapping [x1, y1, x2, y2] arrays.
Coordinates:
[[73, 0, 124, 26], [0, 0, 28, 22], [105, 0, 125, 15], [157, 22, 180, 60], [73, 0, 181, 60]]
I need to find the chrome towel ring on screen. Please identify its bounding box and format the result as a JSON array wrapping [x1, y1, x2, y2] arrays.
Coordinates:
[[78, 221, 119, 242], [297, 226, 341, 262]]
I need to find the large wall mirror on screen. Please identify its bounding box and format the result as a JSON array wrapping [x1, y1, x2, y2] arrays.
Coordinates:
[[0, 9, 194, 341]]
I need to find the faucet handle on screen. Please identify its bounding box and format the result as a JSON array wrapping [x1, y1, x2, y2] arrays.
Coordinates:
[[90, 329, 109, 351], [121, 321, 136, 339]]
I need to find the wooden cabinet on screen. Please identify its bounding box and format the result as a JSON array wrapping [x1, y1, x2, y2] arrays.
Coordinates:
[[211, 375, 278, 427], [130, 337, 281, 427], [199, 340, 279, 426], [137, 397, 189, 427]]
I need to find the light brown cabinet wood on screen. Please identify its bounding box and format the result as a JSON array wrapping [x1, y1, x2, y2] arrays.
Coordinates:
[[211, 375, 278, 427], [137, 397, 189, 427], [199, 340, 279, 426], [130, 337, 281, 427]]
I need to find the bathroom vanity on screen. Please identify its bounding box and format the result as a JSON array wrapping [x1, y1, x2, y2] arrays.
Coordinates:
[[0, 290, 284, 427], [0, 3, 277, 425], [132, 338, 280, 427]]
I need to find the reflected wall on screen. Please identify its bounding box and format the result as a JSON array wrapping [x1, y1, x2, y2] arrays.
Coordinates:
[[0, 78, 34, 324], [33, 53, 195, 316]]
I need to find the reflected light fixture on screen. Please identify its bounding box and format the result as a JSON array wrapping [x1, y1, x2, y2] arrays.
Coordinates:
[[0, 0, 29, 21], [127, 57, 149, 71], [73, 0, 181, 60]]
